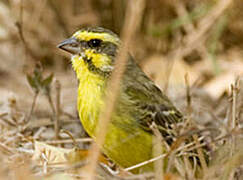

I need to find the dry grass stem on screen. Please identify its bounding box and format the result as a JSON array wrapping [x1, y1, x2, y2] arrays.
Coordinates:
[[54, 80, 61, 140], [60, 129, 77, 147], [193, 135, 208, 175], [151, 122, 164, 180], [26, 92, 38, 123], [85, 1, 145, 179], [124, 154, 167, 172], [44, 138, 92, 145], [229, 78, 240, 157]]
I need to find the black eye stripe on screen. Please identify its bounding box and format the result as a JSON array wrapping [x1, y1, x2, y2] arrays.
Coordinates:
[[78, 40, 118, 57], [88, 39, 102, 48]]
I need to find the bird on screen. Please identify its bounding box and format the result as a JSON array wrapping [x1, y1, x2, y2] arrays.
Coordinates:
[[57, 27, 202, 173]]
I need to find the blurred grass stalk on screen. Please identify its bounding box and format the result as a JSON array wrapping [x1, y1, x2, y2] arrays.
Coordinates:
[[84, 1, 145, 179], [207, 15, 228, 75], [152, 122, 164, 180]]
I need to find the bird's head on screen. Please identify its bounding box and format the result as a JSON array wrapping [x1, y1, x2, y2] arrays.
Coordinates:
[[58, 27, 120, 78]]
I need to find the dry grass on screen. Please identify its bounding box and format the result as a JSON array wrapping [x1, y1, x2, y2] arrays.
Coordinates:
[[0, 0, 243, 179]]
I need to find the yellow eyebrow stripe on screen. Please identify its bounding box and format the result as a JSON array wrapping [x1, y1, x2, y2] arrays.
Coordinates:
[[72, 31, 120, 45]]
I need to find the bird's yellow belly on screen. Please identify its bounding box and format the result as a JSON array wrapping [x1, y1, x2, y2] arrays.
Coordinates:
[[77, 81, 154, 172], [75, 62, 155, 172], [103, 123, 154, 172], [80, 108, 154, 172]]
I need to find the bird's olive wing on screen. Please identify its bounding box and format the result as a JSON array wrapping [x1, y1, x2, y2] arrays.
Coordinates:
[[120, 57, 183, 145]]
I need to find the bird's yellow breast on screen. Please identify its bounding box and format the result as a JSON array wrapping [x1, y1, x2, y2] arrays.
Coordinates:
[[72, 54, 156, 172], [71, 55, 105, 136]]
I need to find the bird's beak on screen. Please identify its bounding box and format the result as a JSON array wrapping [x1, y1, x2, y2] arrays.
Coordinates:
[[57, 37, 80, 55]]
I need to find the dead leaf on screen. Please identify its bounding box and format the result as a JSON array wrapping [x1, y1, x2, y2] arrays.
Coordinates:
[[33, 141, 71, 166], [33, 141, 109, 167]]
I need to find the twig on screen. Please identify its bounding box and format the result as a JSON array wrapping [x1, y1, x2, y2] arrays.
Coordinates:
[[185, 71, 207, 178], [231, 78, 239, 130], [44, 138, 92, 145], [0, 117, 17, 127], [61, 110, 76, 119], [185, 73, 192, 127], [17, 147, 34, 154], [0, 112, 8, 118], [150, 122, 164, 180], [46, 93, 56, 116], [41, 152, 48, 174], [54, 80, 61, 139], [16, 0, 25, 44], [183, 155, 194, 180], [33, 126, 46, 139], [229, 78, 239, 157], [124, 154, 167, 172], [185, 128, 243, 152], [25, 92, 38, 123], [85, 1, 146, 179], [0, 142, 15, 155], [193, 134, 208, 175], [161, 55, 176, 93], [185, 74, 191, 111], [60, 129, 77, 147], [15, 13, 39, 61]]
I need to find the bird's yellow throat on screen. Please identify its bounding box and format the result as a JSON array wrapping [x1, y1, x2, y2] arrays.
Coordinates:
[[71, 53, 107, 136]]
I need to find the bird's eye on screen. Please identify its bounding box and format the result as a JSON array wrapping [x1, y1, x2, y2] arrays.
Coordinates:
[[88, 39, 102, 48]]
